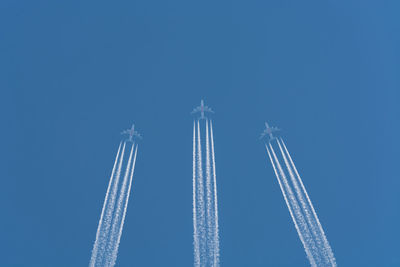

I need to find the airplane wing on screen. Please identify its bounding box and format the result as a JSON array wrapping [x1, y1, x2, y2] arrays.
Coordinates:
[[191, 107, 201, 114], [204, 107, 214, 113], [133, 132, 143, 139]]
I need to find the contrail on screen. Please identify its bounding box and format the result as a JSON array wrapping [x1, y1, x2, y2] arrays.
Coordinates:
[[94, 142, 127, 266], [196, 120, 206, 264], [276, 139, 327, 263], [89, 142, 122, 267], [191, 100, 221, 266], [210, 120, 220, 267], [280, 139, 336, 266], [109, 144, 139, 267], [192, 122, 200, 267], [205, 119, 215, 263], [105, 143, 135, 266], [267, 143, 318, 267], [193, 118, 221, 267]]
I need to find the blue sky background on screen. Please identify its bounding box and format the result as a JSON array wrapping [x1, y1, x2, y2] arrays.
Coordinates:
[[1, 0, 399, 266]]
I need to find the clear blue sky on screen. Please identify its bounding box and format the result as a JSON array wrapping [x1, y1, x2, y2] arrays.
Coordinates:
[[2, 1, 399, 266]]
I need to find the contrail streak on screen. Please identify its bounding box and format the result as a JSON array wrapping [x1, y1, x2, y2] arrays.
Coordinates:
[[205, 119, 215, 263], [109, 144, 139, 267], [95, 142, 127, 266], [196, 120, 206, 264], [267, 144, 318, 267], [105, 143, 135, 266], [210, 120, 220, 267], [277, 139, 327, 263], [280, 139, 336, 266], [192, 122, 200, 267], [90, 142, 122, 267], [193, 119, 221, 267]]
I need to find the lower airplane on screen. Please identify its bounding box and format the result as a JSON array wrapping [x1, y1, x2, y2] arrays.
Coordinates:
[[191, 99, 214, 120], [260, 122, 280, 142], [121, 124, 142, 142]]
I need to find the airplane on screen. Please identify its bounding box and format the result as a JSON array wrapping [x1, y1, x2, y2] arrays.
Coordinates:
[[260, 122, 280, 141], [121, 124, 142, 142], [191, 99, 214, 119]]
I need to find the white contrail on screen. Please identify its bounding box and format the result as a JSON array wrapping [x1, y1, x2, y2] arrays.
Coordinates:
[[270, 143, 321, 265], [280, 139, 336, 266], [193, 122, 200, 267], [95, 142, 127, 266], [196, 120, 207, 264], [90, 142, 122, 267], [205, 119, 215, 263], [105, 143, 135, 266], [276, 139, 327, 263], [267, 143, 318, 267], [210, 120, 220, 267], [109, 144, 139, 267]]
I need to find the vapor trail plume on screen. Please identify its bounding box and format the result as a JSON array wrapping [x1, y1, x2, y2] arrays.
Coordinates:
[[280, 139, 336, 266], [95, 142, 127, 266], [205, 119, 215, 263], [196, 120, 206, 263], [267, 144, 318, 267], [90, 142, 122, 267], [210, 120, 220, 266], [109, 144, 139, 267], [192, 122, 200, 267], [105, 143, 135, 266], [192, 118, 220, 266], [277, 139, 327, 263]]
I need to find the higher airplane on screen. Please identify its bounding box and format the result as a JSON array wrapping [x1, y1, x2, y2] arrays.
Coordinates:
[[191, 99, 214, 120], [260, 122, 280, 142], [121, 124, 142, 142]]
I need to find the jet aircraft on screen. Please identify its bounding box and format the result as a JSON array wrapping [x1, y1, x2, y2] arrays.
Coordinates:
[[121, 124, 142, 142], [260, 122, 280, 141], [191, 99, 214, 119]]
